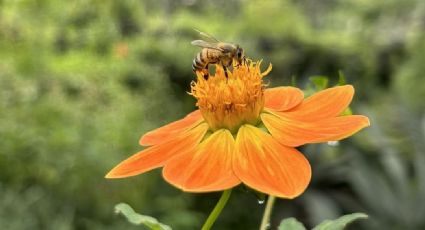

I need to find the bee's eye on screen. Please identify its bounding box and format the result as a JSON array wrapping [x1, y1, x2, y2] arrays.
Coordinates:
[[237, 50, 242, 58]]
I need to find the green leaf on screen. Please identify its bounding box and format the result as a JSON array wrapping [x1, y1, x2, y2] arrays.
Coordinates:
[[291, 75, 297, 87], [310, 76, 329, 90], [114, 203, 172, 230], [337, 71, 347, 85], [278, 217, 306, 230], [340, 107, 353, 116], [312, 213, 368, 230]]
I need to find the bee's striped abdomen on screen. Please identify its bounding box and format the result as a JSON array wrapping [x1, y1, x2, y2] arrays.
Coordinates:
[[192, 52, 207, 72]]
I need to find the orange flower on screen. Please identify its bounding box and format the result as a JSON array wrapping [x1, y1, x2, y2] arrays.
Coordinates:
[[105, 61, 369, 199]]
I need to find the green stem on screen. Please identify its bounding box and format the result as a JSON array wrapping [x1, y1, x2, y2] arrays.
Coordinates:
[[259, 195, 276, 230], [201, 189, 232, 230]]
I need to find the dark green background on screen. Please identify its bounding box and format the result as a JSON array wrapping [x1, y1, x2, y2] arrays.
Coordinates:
[[1, 0, 424, 229]]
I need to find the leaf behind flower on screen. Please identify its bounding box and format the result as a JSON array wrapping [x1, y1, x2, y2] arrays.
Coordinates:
[[312, 213, 368, 230], [278, 217, 306, 230], [114, 203, 172, 230]]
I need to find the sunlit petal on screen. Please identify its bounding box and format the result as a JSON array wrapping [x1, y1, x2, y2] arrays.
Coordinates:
[[284, 85, 354, 121], [139, 110, 204, 146], [264, 87, 304, 111], [163, 129, 241, 192], [106, 123, 208, 178], [261, 113, 370, 147], [233, 125, 311, 199]]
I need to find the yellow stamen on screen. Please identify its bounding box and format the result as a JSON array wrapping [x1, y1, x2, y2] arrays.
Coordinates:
[[190, 61, 272, 133]]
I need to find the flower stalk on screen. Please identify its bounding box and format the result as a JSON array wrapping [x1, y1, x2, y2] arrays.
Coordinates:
[[201, 189, 232, 230], [259, 195, 276, 230]]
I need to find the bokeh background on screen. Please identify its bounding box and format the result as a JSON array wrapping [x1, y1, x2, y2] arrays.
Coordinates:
[[1, 0, 425, 229]]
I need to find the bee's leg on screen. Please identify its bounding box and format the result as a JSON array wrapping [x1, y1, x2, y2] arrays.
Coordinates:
[[237, 57, 245, 67], [202, 64, 209, 80], [223, 65, 229, 79], [202, 71, 209, 80]]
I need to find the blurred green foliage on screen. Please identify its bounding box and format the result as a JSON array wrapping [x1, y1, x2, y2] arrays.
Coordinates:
[[114, 203, 171, 230], [278, 213, 368, 230], [0, 0, 424, 229]]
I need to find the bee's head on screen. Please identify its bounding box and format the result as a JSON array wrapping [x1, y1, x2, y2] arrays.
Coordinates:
[[235, 45, 245, 65]]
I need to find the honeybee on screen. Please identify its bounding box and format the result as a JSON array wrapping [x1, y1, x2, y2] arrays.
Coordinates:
[[191, 30, 245, 79]]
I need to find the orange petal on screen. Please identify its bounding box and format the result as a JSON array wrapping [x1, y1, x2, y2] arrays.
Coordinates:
[[139, 110, 204, 146], [105, 123, 208, 178], [233, 125, 311, 199], [284, 85, 354, 121], [162, 129, 241, 192], [261, 113, 370, 147], [264, 87, 304, 111]]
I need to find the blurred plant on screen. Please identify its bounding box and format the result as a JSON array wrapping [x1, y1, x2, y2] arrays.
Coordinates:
[[278, 213, 368, 230], [344, 95, 425, 229], [115, 203, 171, 230]]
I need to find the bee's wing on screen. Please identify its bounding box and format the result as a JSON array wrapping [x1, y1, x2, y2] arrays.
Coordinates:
[[194, 29, 220, 43], [191, 40, 223, 51]]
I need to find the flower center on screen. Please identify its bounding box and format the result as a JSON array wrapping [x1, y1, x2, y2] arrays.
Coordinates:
[[190, 61, 271, 133]]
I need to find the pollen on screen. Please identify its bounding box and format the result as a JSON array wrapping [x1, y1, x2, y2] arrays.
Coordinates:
[[190, 61, 272, 133]]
